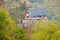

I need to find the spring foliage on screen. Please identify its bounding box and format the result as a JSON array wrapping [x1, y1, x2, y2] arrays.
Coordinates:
[[31, 20, 60, 40], [0, 8, 27, 40]]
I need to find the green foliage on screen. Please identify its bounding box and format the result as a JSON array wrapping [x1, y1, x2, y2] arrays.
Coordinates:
[[0, 8, 27, 40], [31, 20, 60, 40], [8, 1, 28, 21], [51, 31, 60, 40]]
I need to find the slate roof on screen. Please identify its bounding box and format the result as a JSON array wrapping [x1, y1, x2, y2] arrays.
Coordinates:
[[28, 8, 47, 18]]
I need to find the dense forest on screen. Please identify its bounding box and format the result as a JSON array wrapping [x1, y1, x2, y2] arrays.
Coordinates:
[[4, 0, 60, 21]]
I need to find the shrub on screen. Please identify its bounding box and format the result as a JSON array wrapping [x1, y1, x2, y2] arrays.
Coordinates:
[[31, 20, 60, 40], [0, 8, 27, 40]]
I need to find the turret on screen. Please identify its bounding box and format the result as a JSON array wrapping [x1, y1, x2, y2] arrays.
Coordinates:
[[25, 11, 31, 20]]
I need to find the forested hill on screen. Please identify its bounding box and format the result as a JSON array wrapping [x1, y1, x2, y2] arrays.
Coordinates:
[[3, 0, 60, 21], [4, 0, 31, 21]]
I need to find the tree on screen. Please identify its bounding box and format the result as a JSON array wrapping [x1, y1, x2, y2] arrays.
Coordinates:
[[0, 8, 27, 40], [31, 20, 60, 40], [20, 1, 27, 10]]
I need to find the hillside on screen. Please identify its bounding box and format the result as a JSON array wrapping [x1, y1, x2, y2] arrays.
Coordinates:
[[2, 0, 60, 21]]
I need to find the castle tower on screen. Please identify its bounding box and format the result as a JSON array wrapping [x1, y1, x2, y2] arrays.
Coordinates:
[[25, 11, 30, 20]]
